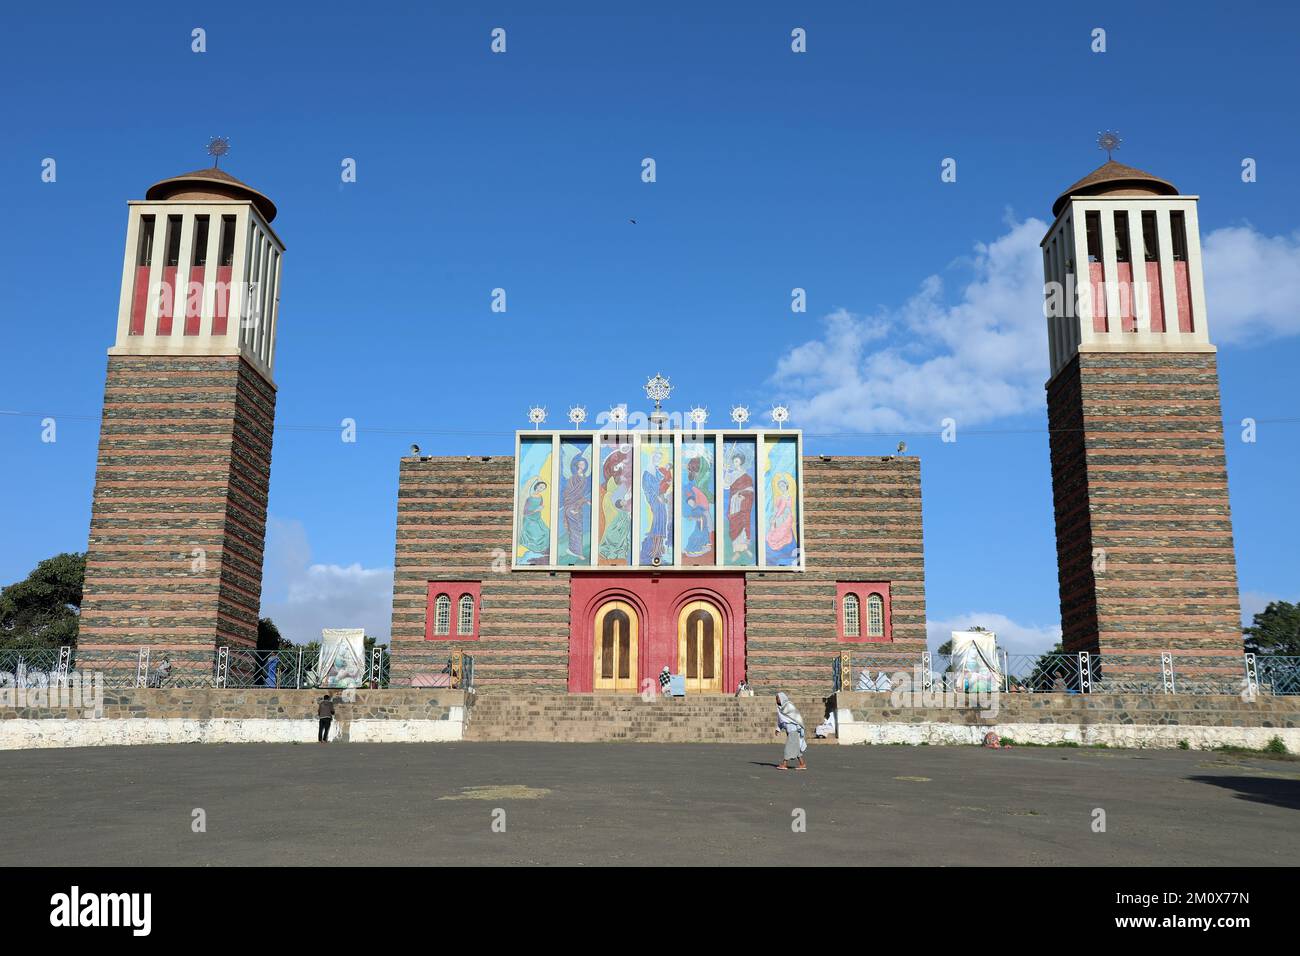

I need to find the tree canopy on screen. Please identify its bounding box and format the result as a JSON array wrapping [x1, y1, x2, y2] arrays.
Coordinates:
[[0, 552, 85, 649], [1244, 601, 1300, 656]]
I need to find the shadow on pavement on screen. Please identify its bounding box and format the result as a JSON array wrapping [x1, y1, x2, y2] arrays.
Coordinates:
[[1189, 774, 1300, 811]]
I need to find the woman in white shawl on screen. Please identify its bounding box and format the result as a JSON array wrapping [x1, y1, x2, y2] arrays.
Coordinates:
[[775, 692, 808, 771]]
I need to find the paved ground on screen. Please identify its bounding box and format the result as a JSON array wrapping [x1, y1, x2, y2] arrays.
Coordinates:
[[1, 742, 1296, 865]]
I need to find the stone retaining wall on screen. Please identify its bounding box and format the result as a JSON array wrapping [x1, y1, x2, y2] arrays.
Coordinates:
[[5, 687, 1297, 750], [834, 691, 1300, 749], [0, 688, 466, 749]]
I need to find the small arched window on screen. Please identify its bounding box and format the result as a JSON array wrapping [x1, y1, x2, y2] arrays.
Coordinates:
[[457, 594, 475, 635], [843, 593, 860, 638], [866, 593, 885, 638], [434, 594, 451, 636]]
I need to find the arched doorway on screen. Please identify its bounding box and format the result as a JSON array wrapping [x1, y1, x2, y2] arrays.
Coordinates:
[[593, 600, 639, 693], [678, 600, 723, 693]]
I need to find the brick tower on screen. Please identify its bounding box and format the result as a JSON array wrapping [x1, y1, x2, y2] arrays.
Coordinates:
[[1041, 159, 1241, 671], [78, 166, 284, 677]]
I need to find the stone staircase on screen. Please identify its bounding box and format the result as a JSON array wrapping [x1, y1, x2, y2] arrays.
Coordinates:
[[464, 691, 835, 744]]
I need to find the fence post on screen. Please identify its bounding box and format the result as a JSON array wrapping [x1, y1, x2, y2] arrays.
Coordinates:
[[216, 645, 230, 688], [296, 647, 304, 689], [1078, 651, 1091, 694], [56, 645, 72, 687], [1160, 652, 1175, 695], [135, 648, 150, 688], [921, 651, 932, 693], [369, 646, 382, 687], [1243, 653, 1258, 699], [1002, 649, 1010, 693]]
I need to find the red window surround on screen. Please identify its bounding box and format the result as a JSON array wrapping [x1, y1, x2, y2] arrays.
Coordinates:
[[836, 581, 892, 643], [425, 581, 482, 641]]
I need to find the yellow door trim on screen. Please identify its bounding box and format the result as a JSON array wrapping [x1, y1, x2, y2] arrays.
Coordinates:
[[677, 599, 723, 693], [594, 600, 639, 693]]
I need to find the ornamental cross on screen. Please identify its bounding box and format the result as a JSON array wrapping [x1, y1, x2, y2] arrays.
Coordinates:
[[206, 136, 231, 168], [1096, 130, 1121, 161]]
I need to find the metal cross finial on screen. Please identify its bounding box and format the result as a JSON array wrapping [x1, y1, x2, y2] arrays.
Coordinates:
[[206, 136, 231, 168], [1096, 130, 1121, 161], [643, 374, 672, 412]]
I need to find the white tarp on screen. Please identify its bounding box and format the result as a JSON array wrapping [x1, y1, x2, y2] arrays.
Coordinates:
[[317, 628, 366, 688], [950, 630, 1001, 692]]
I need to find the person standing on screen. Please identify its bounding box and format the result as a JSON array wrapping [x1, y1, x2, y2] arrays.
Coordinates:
[[775, 692, 807, 771], [317, 692, 335, 743]]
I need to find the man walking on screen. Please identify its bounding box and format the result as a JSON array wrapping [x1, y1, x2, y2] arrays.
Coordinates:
[[317, 692, 336, 743]]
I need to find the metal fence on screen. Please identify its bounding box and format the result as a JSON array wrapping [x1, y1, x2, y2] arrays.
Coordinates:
[[1, 646, 391, 690], [833, 651, 1300, 697], [0, 646, 479, 692], [1255, 656, 1300, 696]]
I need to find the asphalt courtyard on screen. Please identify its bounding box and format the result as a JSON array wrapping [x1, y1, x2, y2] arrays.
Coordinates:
[[1, 742, 1296, 866]]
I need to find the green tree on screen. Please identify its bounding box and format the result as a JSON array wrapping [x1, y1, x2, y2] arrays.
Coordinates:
[[1244, 601, 1300, 656], [0, 552, 85, 649], [257, 617, 291, 651]]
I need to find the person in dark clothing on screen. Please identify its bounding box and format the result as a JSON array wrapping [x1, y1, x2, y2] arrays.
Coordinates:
[[317, 693, 336, 742]]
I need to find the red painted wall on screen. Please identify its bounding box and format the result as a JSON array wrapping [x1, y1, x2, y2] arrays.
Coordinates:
[[184, 266, 205, 335], [835, 581, 893, 643], [1116, 262, 1136, 332], [214, 265, 233, 336], [156, 265, 177, 335], [567, 573, 746, 693], [1145, 262, 1165, 333], [425, 581, 482, 641], [129, 265, 150, 335], [1089, 262, 1107, 332], [1174, 261, 1195, 332]]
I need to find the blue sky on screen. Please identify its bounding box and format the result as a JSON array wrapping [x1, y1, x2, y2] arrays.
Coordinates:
[[2, 1, 1298, 652]]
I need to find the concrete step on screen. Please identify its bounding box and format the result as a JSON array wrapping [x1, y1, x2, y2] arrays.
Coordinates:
[[464, 690, 839, 743]]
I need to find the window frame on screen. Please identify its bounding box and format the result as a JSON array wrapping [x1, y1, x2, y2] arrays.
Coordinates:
[[457, 593, 475, 636], [842, 592, 861, 638], [426, 581, 482, 641], [836, 582, 892, 643]]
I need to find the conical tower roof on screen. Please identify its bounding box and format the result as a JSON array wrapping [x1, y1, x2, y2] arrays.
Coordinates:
[[1052, 160, 1178, 217], [145, 167, 277, 222]]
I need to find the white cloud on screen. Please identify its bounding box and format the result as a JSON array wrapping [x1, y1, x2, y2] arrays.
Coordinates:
[[774, 219, 1300, 433], [1202, 226, 1300, 344], [774, 217, 1050, 432], [260, 517, 394, 644], [926, 612, 1061, 658]]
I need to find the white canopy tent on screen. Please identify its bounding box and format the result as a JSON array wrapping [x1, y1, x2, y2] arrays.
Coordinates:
[[949, 630, 1001, 692]]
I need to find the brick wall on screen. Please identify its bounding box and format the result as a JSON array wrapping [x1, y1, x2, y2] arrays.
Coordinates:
[[79, 355, 276, 672], [391, 453, 926, 693], [745, 456, 927, 690], [1046, 351, 1242, 659], [391, 456, 569, 689]]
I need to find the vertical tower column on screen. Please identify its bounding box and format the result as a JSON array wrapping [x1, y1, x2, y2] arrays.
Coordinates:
[[78, 167, 284, 682], [1041, 160, 1241, 687]]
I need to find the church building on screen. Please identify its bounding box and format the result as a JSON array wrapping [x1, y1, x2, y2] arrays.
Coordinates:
[[388, 398, 928, 692]]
